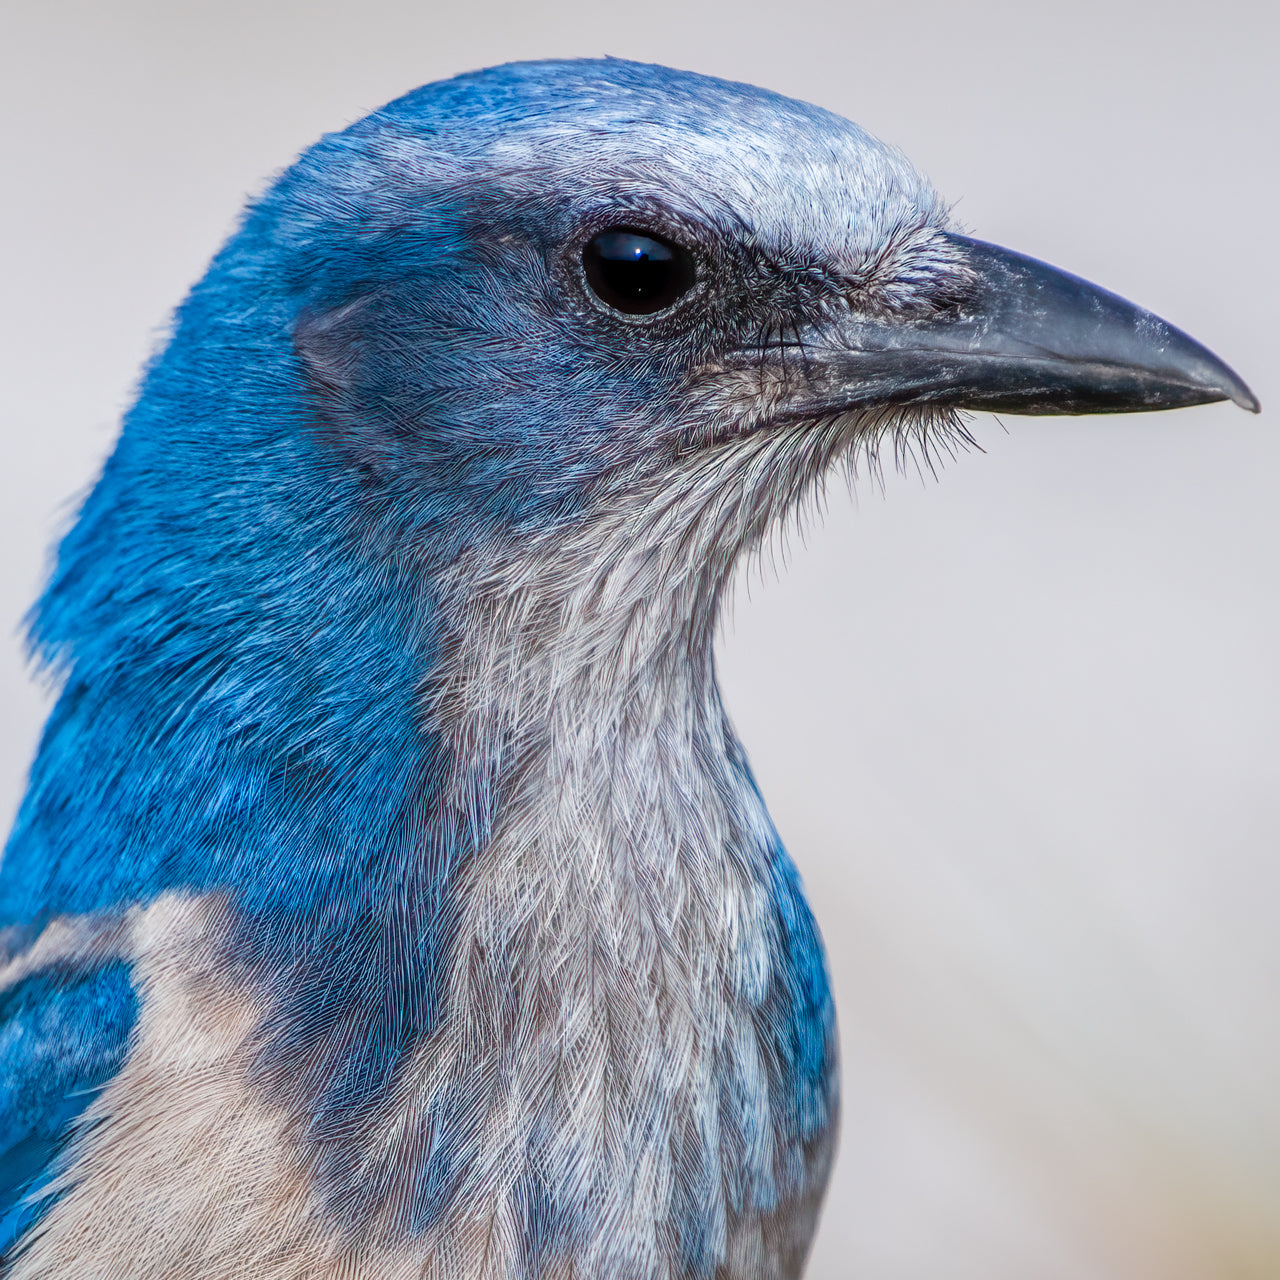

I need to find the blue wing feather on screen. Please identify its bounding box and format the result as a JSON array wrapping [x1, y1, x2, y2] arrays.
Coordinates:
[[0, 962, 136, 1257]]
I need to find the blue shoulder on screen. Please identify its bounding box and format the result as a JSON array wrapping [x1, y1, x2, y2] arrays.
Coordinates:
[[0, 958, 136, 1257]]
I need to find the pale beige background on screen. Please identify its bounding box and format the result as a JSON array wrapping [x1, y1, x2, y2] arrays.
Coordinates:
[[2, 1, 1277, 1277]]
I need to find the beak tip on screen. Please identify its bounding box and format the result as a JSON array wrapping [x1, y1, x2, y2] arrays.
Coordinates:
[[1161, 334, 1258, 414], [1213, 371, 1260, 414]]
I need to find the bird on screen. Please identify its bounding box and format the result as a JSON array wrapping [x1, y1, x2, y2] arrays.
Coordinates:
[[0, 56, 1257, 1280]]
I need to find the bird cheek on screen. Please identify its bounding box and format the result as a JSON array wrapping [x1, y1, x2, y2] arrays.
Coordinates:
[[292, 297, 422, 488], [293, 296, 378, 400]]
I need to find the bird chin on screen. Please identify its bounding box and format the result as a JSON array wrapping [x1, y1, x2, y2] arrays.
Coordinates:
[[689, 366, 973, 479]]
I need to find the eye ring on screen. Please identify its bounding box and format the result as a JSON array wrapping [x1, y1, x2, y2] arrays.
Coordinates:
[[581, 226, 697, 316]]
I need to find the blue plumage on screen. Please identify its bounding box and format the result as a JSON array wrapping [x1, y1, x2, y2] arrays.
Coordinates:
[[0, 963, 135, 1249], [0, 56, 1251, 1279]]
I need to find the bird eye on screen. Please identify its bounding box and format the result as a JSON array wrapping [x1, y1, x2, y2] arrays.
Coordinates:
[[582, 228, 696, 316]]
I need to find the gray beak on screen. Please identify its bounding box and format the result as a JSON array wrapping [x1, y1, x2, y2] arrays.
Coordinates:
[[760, 232, 1259, 418]]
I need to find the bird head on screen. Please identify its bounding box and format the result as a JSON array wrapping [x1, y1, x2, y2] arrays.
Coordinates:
[[267, 57, 1255, 574]]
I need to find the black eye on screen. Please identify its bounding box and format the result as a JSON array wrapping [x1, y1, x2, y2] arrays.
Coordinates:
[[582, 228, 696, 315]]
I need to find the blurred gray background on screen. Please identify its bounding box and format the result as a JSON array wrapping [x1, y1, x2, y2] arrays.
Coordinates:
[[2, 1, 1276, 1276]]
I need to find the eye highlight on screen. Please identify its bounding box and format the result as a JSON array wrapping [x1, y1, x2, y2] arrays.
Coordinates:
[[582, 228, 696, 316]]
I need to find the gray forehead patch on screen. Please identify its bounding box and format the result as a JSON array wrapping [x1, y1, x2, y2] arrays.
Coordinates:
[[371, 58, 949, 274]]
